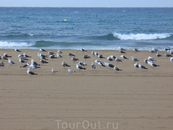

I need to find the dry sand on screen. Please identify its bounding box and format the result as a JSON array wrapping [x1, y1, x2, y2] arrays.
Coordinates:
[[0, 49, 173, 130]]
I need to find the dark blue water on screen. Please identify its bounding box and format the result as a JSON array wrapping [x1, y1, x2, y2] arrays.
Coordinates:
[[0, 7, 173, 50]]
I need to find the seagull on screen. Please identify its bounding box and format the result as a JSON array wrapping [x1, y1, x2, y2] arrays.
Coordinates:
[[91, 62, 96, 69], [68, 68, 75, 74], [119, 47, 126, 54], [156, 52, 162, 57], [1, 55, 8, 60], [104, 62, 114, 68], [164, 52, 172, 58], [134, 63, 139, 68], [76, 63, 86, 70], [23, 53, 31, 58], [15, 49, 21, 52], [91, 51, 96, 56], [133, 48, 139, 52], [131, 56, 139, 62], [40, 59, 48, 64], [48, 51, 54, 55], [115, 57, 122, 62], [38, 53, 48, 60], [81, 48, 87, 52], [3, 53, 11, 58], [19, 57, 26, 63], [149, 48, 158, 53], [114, 65, 122, 71], [68, 53, 75, 56], [119, 47, 126, 51], [39, 48, 47, 52], [27, 68, 37, 76], [83, 55, 90, 59], [120, 55, 128, 60], [97, 54, 104, 58], [57, 49, 63, 54], [138, 64, 148, 69], [144, 59, 148, 64], [95, 59, 105, 67], [62, 61, 70, 67], [57, 53, 62, 58], [71, 56, 78, 61], [49, 55, 57, 59], [168, 50, 173, 54], [30, 59, 40, 69], [170, 57, 173, 62], [78, 61, 87, 66], [164, 48, 171, 51], [0, 62, 4, 66], [147, 61, 159, 68], [94, 52, 99, 56], [20, 63, 30, 68], [51, 68, 58, 74], [107, 55, 116, 61], [107, 56, 113, 61], [148, 56, 155, 61], [8, 58, 16, 65]]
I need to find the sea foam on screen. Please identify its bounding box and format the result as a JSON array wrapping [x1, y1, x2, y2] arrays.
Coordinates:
[[0, 41, 34, 48], [113, 33, 171, 40]]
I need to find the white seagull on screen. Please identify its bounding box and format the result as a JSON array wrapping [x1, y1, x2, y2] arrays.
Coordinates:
[[95, 59, 105, 67], [68, 68, 75, 74], [131, 56, 139, 62], [57, 49, 63, 54], [27, 68, 37, 76], [170, 57, 173, 62], [148, 56, 155, 61], [120, 55, 128, 59], [114, 66, 122, 71], [15, 49, 21, 52], [8, 58, 16, 65], [51, 68, 58, 74], [134, 63, 139, 68], [138, 64, 148, 69], [62, 61, 70, 67], [76, 63, 86, 70]]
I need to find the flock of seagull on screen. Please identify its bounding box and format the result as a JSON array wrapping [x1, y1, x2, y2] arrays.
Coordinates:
[[0, 47, 173, 76]]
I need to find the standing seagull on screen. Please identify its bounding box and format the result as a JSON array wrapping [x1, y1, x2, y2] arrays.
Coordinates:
[[57, 49, 63, 54], [68, 68, 75, 74], [81, 48, 87, 52], [51, 68, 58, 74], [27, 68, 37, 76], [133, 48, 139, 52], [91, 62, 96, 69], [0, 62, 4, 66]]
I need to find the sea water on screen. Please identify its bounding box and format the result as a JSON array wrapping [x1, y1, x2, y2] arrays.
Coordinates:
[[0, 7, 173, 50]]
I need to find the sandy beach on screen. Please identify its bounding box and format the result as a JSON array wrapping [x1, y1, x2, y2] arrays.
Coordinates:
[[0, 49, 173, 130]]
